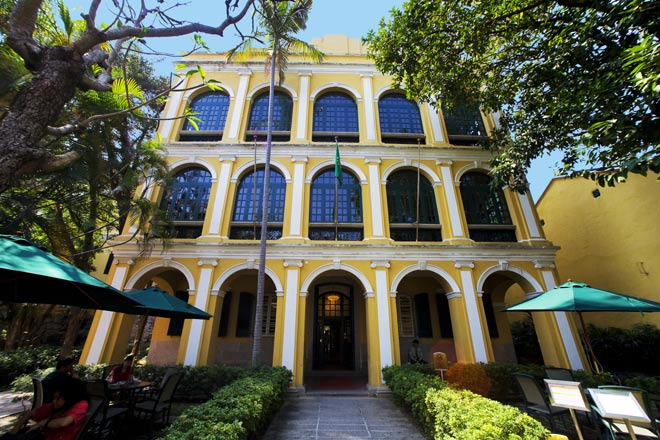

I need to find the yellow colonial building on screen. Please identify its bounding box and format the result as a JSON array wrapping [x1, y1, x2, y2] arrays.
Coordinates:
[[537, 173, 660, 330], [82, 35, 589, 391]]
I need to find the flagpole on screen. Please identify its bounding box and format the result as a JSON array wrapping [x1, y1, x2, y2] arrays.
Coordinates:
[[416, 138, 421, 241], [334, 136, 339, 241]]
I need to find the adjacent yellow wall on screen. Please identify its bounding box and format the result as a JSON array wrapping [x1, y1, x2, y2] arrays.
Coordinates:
[[537, 174, 660, 329]]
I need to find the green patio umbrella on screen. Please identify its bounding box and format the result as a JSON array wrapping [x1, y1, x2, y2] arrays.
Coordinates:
[[505, 281, 660, 373], [0, 234, 140, 312], [123, 286, 212, 357]]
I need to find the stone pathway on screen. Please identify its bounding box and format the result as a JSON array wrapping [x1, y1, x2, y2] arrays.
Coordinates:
[[262, 395, 426, 440]]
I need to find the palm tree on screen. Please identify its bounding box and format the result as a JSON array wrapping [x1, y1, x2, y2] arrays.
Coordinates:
[[227, 0, 323, 367]]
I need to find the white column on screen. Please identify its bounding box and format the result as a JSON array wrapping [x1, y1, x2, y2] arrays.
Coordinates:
[[159, 90, 184, 141], [227, 72, 251, 140], [539, 268, 585, 370], [438, 161, 466, 238], [288, 157, 307, 238], [427, 104, 445, 143], [517, 192, 542, 239], [184, 259, 217, 366], [281, 260, 302, 371], [366, 158, 385, 238], [295, 74, 311, 140], [207, 156, 235, 236], [372, 261, 393, 368], [86, 261, 132, 364], [455, 261, 488, 362], [361, 74, 377, 141]]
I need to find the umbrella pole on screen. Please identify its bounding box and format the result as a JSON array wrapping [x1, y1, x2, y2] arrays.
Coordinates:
[[577, 312, 602, 375], [132, 313, 149, 359]]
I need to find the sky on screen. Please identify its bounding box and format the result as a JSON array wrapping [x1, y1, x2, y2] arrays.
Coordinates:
[[103, 0, 558, 201]]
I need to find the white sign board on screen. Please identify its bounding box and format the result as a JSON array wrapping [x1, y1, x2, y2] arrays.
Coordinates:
[[544, 379, 590, 411], [588, 388, 651, 423]]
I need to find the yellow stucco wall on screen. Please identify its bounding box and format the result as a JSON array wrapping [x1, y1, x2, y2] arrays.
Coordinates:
[[536, 174, 660, 329]]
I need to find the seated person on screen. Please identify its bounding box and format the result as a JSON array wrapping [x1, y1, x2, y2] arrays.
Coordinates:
[[42, 356, 75, 403], [4, 376, 88, 440], [408, 339, 426, 364], [106, 354, 134, 383]]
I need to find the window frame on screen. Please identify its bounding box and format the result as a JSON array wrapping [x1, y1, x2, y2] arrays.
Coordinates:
[[378, 93, 425, 145], [312, 92, 360, 143], [179, 91, 230, 142], [245, 90, 293, 142]]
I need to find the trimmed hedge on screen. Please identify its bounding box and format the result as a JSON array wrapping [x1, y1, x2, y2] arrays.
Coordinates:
[[158, 367, 291, 440], [383, 365, 549, 439]]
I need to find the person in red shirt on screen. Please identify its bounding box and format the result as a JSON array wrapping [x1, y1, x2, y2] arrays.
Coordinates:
[[106, 354, 134, 383], [4, 377, 88, 440]]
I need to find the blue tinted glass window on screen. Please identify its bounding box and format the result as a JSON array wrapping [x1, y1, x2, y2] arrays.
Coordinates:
[[310, 170, 362, 223], [160, 168, 212, 222], [232, 168, 286, 223], [313, 92, 358, 133], [386, 170, 438, 224], [378, 94, 424, 134], [247, 91, 293, 132], [182, 92, 230, 131], [443, 104, 486, 137], [460, 171, 516, 242]]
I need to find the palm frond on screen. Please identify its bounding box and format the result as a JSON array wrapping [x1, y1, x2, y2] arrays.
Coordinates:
[[111, 77, 146, 110]]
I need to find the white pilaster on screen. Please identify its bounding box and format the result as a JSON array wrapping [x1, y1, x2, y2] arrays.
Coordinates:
[[208, 157, 235, 236], [439, 162, 465, 237], [288, 157, 307, 237], [456, 261, 488, 362], [295, 74, 311, 140], [227, 73, 251, 140], [361, 75, 376, 141], [372, 261, 393, 368], [427, 104, 445, 143], [540, 270, 585, 370], [517, 192, 542, 238], [86, 264, 130, 364], [184, 260, 216, 366], [281, 260, 302, 371], [367, 158, 384, 237], [159, 90, 184, 141]]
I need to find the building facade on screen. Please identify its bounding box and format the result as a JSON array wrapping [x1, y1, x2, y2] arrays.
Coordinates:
[[537, 173, 660, 329], [82, 35, 587, 391]]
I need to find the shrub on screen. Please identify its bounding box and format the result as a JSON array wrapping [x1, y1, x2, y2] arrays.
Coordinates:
[[384, 365, 549, 439], [133, 364, 244, 401], [625, 376, 660, 394], [483, 362, 544, 402], [158, 367, 291, 440], [426, 387, 549, 439], [0, 346, 63, 388], [446, 362, 491, 397]]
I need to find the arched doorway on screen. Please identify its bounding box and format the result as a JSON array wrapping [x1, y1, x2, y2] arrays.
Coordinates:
[[313, 283, 354, 370], [303, 272, 368, 391], [481, 271, 543, 364]]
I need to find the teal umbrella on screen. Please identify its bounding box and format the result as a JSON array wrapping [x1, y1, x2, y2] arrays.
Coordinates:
[[123, 286, 211, 357], [0, 234, 140, 312], [505, 281, 660, 373]]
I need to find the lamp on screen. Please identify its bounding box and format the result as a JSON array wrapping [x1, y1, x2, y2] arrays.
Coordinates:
[[327, 294, 340, 302]]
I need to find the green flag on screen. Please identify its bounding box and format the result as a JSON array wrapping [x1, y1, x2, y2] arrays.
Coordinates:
[[334, 137, 343, 185]]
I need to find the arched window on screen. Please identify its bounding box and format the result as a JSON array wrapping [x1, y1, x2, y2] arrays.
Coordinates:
[[459, 171, 516, 242], [442, 103, 487, 146], [217, 290, 276, 337], [230, 168, 286, 240], [312, 92, 359, 143], [159, 167, 213, 238], [245, 90, 293, 142], [309, 169, 363, 241], [386, 170, 441, 241], [179, 91, 230, 142], [378, 93, 425, 144]]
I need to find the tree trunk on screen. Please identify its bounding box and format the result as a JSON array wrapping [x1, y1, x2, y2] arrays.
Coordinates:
[[251, 46, 278, 368], [61, 307, 85, 356], [0, 46, 84, 191], [5, 304, 28, 350]]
